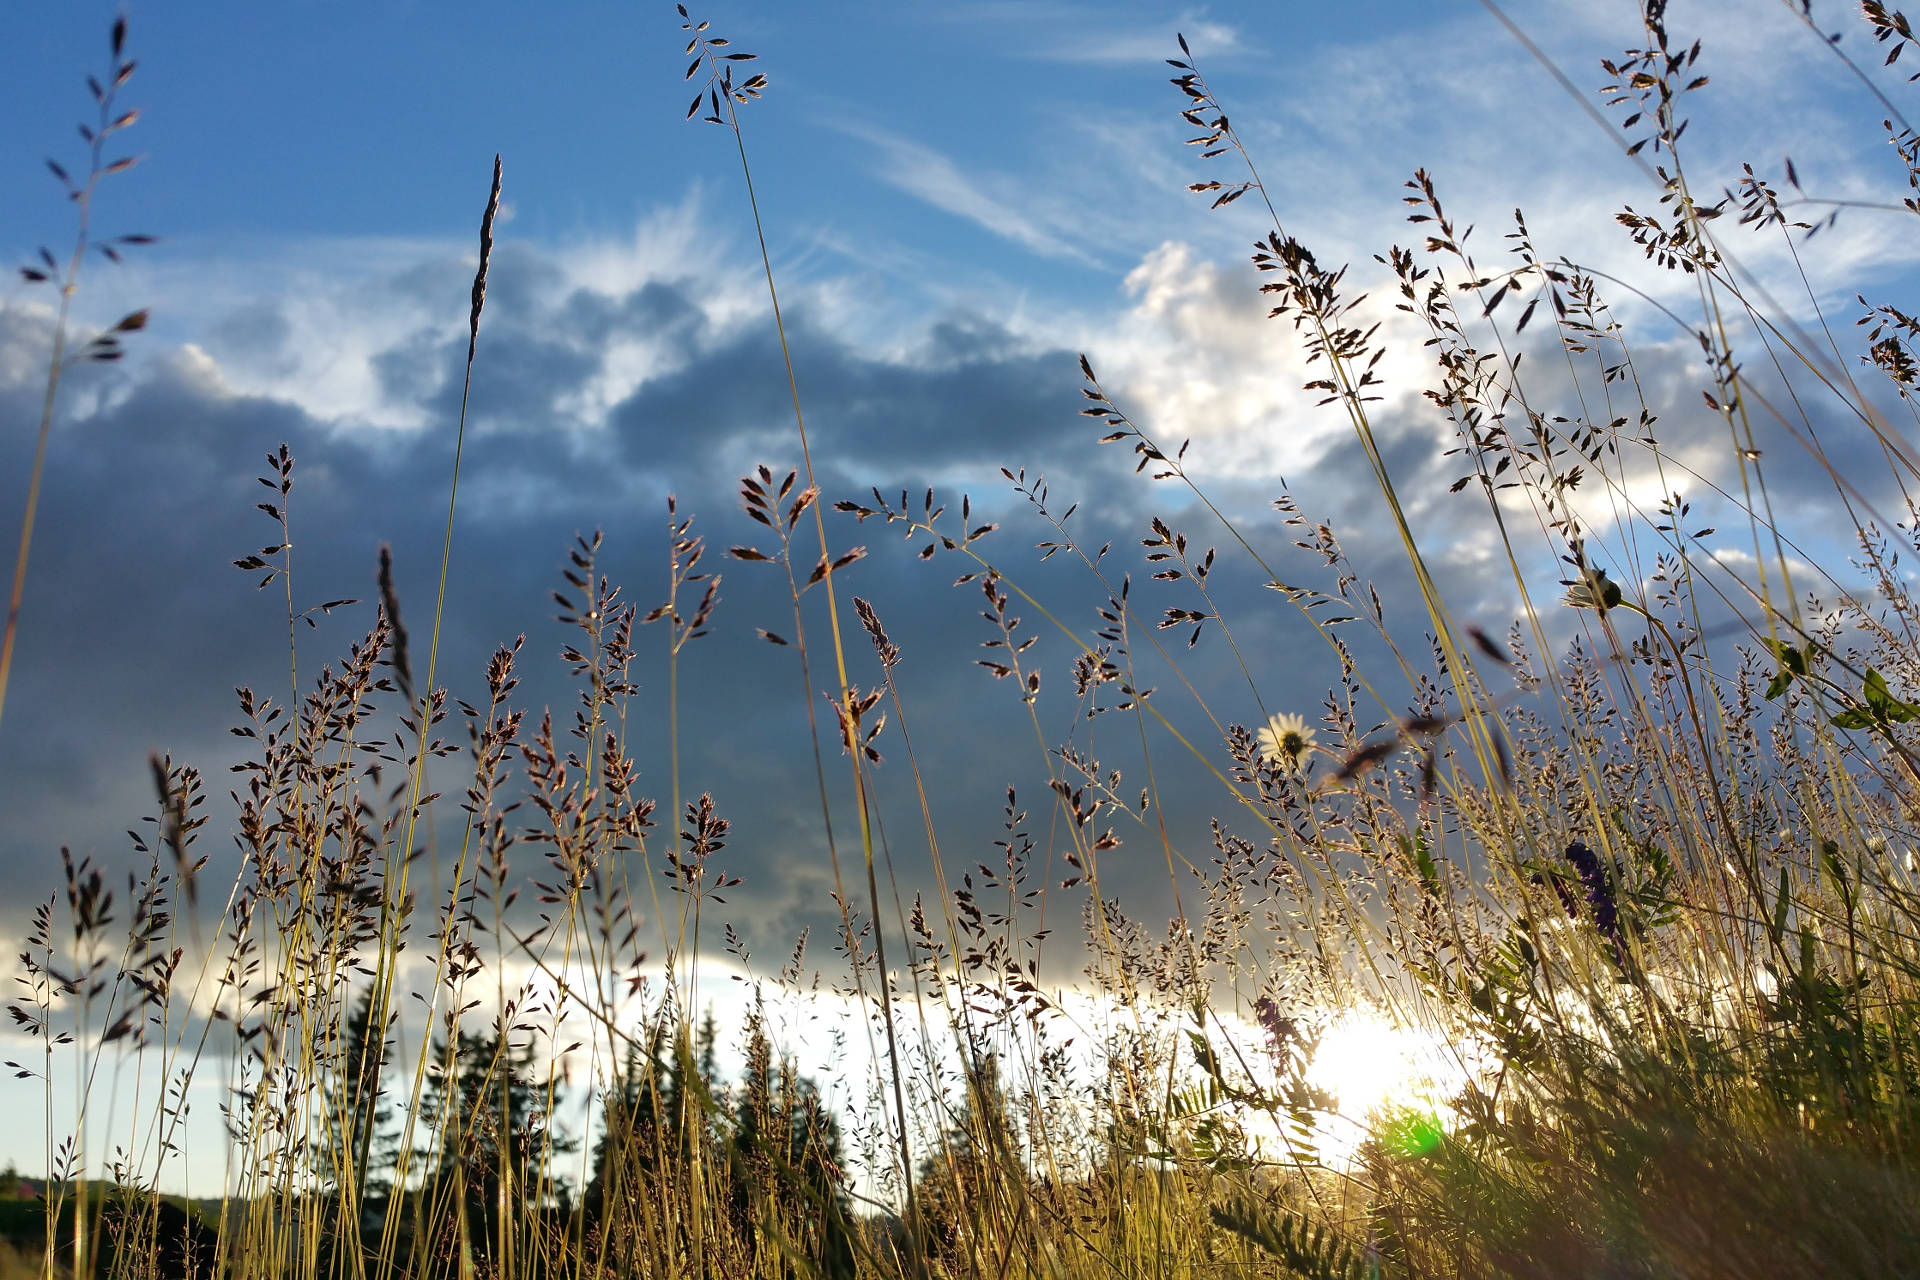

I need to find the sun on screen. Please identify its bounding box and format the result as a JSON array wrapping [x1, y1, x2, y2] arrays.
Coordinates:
[[1299, 1009, 1469, 1163]]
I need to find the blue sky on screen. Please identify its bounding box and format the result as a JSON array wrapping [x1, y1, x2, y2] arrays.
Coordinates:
[[4, 0, 1920, 1192], [1, 4, 1438, 266]]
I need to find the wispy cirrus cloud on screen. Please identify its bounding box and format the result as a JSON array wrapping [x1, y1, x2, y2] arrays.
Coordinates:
[[926, 2, 1245, 65], [1023, 17, 1241, 65], [832, 120, 1108, 267]]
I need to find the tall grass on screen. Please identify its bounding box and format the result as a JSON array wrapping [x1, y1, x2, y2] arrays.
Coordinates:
[[0, 14, 148, 736], [11, 2, 1920, 1277]]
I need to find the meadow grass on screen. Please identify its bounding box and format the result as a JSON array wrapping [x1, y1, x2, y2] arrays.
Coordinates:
[[11, 3, 1920, 1277]]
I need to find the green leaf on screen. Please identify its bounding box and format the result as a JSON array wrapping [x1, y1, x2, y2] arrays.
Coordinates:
[[1819, 838, 1848, 898], [1865, 668, 1894, 713], [1402, 831, 1441, 895], [1762, 639, 1809, 700], [1763, 637, 1806, 674]]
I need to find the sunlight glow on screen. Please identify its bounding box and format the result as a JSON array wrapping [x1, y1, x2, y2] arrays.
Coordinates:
[[1301, 1010, 1470, 1164]]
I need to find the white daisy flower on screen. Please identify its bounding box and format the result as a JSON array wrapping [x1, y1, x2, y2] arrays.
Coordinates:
[[1563, 567, 1623, 612], [1257, 712, 1317, 771]]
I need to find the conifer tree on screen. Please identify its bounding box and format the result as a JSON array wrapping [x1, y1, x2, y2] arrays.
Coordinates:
[[585, 1018, 671, 1221], [726, 997, 857, 1278], [419, 1020, 575, 1270], [310, 984, 397, 1200]]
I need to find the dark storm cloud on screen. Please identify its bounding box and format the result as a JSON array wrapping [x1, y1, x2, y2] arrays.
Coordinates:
[[207, 298, 294, 367], [559, 279, 707, 347], [1616, 331, 1918, 526], [0, 281, 1181, 975], [606, 307, 1090, 480], [0, 243, 1678, 996]]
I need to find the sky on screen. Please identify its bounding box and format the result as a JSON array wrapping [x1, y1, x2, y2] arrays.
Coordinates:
[[3, 0, 1919, 1191]]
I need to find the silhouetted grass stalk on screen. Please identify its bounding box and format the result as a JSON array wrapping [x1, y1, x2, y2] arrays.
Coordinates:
[[679, 11, 927, 1262], [0, 19, 146, 741]]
